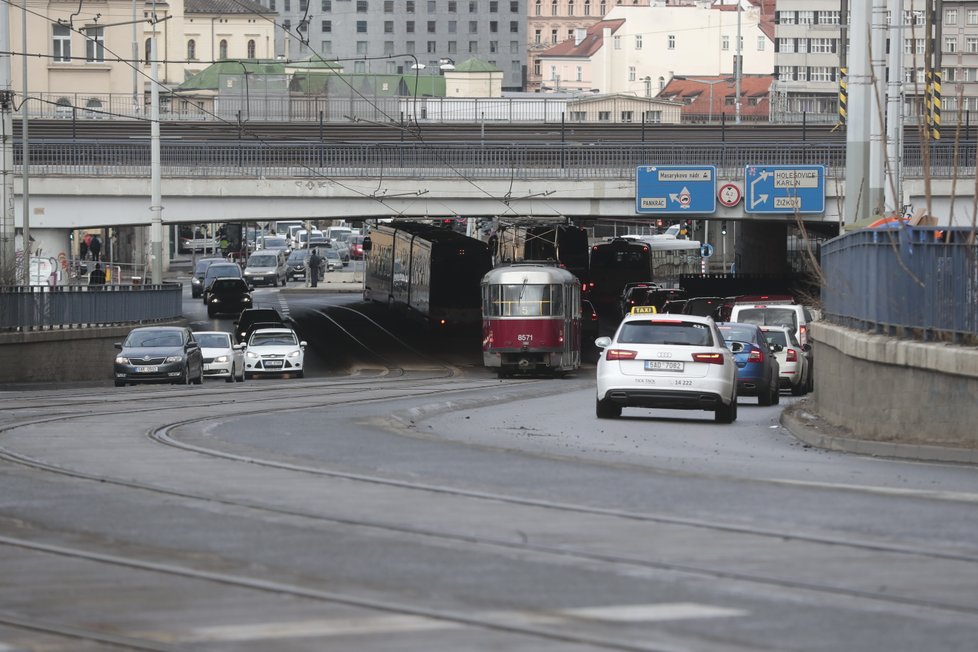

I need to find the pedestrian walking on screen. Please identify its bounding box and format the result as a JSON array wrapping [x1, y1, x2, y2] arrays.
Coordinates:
[[89, 235, 102, 261], [88, 263, 106, 286], [307, 248, 323, 288]]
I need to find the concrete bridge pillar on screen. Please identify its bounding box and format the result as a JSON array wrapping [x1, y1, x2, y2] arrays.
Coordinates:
[[734, 221, 788, 275]]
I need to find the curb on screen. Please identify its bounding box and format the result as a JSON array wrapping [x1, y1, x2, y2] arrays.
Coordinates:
[[780, 400, 978, 465]]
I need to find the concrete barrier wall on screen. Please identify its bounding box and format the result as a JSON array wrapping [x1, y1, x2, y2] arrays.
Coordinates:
[[0, 322, 185, 384], [811, 321, 978, 450]]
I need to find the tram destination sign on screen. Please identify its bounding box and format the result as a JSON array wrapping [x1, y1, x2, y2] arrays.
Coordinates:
[[635, 165, 717, 215], [744, 165, 826, 214]]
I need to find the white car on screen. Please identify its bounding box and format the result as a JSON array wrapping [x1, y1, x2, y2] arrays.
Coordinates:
[[760, 325, 812, 396], [195, 331, 245, 382], [594, 311, 738, 423], [244, 328, 306, 379]]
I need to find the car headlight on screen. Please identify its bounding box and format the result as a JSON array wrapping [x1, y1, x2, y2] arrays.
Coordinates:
[[165, 355, 183, 363], [214, 355, 229, 363], [243, 296, 252, 303], [246, 351, 260, 359], [191, 278, 201, 286], [209, 297, 220, 303], [287, 349, 302, 358], [115, 356, 129, 364]]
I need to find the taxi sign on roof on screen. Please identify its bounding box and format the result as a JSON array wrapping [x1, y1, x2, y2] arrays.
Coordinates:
[[630, 306, 658, 315]]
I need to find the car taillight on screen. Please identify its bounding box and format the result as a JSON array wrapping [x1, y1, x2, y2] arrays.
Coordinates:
[[692, 352, 725, 365], [747, 348, 764, 363], [799, 324, 808, 345], [606, 349, 637, 360], [786, 348, 798, 362]]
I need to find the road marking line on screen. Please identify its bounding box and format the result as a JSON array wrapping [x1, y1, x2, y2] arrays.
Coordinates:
[[178, 603, 746, 642]]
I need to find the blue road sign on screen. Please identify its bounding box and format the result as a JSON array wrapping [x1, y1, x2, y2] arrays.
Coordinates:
[[636, 165, 717, 215], [744, 165, 826, 214]]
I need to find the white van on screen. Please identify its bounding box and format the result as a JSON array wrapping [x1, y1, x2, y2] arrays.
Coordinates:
[[728, 298, 816, 348], [324, 226, 353, 242], [294, 229, 325, 249], [244, 250, 288, 287]]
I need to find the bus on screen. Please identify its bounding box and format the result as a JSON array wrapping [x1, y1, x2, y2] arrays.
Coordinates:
[[647, 237, 704, 288]]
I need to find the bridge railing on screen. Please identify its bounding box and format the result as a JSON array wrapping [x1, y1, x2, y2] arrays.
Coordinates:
[[17, 141, 976, 180], [821, 227, 978, 344], [0, 284, 184, 332]]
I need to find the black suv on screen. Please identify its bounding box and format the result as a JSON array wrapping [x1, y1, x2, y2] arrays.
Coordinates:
[[233, 308, 287, 344], [205, 278, 253, 318]]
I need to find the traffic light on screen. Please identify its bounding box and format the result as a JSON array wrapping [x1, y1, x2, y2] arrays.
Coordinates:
[[721, 221, 728, 236]]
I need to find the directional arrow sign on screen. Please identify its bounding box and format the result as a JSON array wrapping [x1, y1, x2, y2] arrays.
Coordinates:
[[636, 165, 717, 215], [744, 165, 825, 214]]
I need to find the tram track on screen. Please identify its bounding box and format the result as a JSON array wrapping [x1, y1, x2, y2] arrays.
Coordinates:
[[1, 377, 976, 623]]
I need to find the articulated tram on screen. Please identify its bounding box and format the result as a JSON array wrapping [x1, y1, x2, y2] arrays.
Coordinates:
[[481, 263, 582, 377]]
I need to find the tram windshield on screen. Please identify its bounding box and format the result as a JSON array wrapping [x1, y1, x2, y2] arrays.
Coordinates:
[[485, 283, 564, 317]]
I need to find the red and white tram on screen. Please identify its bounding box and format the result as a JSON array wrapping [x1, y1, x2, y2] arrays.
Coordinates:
[[481, 263, 582, 377]]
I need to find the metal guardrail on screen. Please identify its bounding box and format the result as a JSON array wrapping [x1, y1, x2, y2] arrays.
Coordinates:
[[0, 283, 184, 332], [821, 227, 978, 343], [17, 141, 977, 180]]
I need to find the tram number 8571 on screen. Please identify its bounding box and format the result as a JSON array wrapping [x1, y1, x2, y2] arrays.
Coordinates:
[[517, 334, 534, 342]]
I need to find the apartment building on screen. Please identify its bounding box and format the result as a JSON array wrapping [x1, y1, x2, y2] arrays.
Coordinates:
[[257, 0, 528, 91], [537, 1, 774, 97], [10, 0, 274, 115], [527, 0, 606, 92]]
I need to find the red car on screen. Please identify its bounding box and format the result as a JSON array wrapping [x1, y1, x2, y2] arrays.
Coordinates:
[[349, 235, 365, 260]]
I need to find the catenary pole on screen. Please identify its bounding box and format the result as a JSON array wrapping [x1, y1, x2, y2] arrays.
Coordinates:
[[0, 1, 15, 284], [886, 0, 905, 215], [150, 3, 163, 284], [844, 0, 872, 227], [869, 0, 888, 216], [20, 0, 29, 285]]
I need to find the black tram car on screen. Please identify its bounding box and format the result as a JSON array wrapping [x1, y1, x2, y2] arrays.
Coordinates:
[[363, 221, 492, 328], [481, 263, 582, 377]]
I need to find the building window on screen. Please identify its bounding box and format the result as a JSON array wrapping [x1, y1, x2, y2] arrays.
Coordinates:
[[469, 0, 477, 11], [533, 60, 540, 76], [323, 20, 331, 32], [385, 21, 394, 33], [757, 36, 765, 51], [323, 0, 331, 9], [534, 29, 541, 45], [667, 34, 675, 50], [797, 10, 814, 25], [53, 24, 71, 62], [584, 0, 590, 16], [300, 0, 308, 9], [449, 20, 457, 33], [628, 66, 635, 81], [407, 0, 415, 11], [551, 29, 558, 44], [510, 21, 518, 33], [576, 65, 582, 81], [427, 40, 437, 53], [490, 20, 498, 32], [489, 40, 498, 53], [945, 36, 958, 53], [406, 41, 415, 52], [284, 0, 290, 10], [321, 40, 331, 54], [568, 0, 574, 16], [969, 9, 978, 25], [535, 0, 541, 16], [645, 110, 662, 124], [186, 39, 196, 60], [384, 40, 395, 54], [247, 39, 256, 58], [448, 40, 457, 53], [428, 20, 437, 33], [598, 111, 610, 121], [510, 40, 519, 53], [599, 0, 605, 13], [490, 0, 498, 11], [85, 26, 105, 62], [722, 35, 729, 51], [144, 38, 151, 63], [570, 111, 586, 121], [946, 8, 958, 25], [469, 40, 478, 53], [449, 1, 458, 11], [384, 0, 393, 11], [613, 35, 620, 49], [429, 0, 437, 10], [470, 21, 478, 33], [811, 38, 834, 54], [218, 39, 228, 59], [355, 41, 367, 54], [968, 37, 978, 54], [621, 111, 633, 123], [357, 21, 367, 33], [511, 1, 519, 12], [551, 0, 557, 16], [407, 21, 415, 33], [355, 61, 366, 73]]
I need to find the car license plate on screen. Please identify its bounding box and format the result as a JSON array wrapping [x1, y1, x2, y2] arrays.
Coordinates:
[[135, 366, 159, 373], [645, 360, 684, 372], [264, 360, 283, 368]]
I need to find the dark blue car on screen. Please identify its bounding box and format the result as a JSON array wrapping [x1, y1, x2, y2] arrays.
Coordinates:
[[717, 322, 780, 406]]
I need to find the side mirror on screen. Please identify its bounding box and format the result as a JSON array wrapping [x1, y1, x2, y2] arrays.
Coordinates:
[[362, 236, 372, 252], [594, 336, 612, 349], [300, 341, 308, 348]]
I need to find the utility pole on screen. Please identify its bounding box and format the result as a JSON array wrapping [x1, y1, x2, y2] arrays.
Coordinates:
[[21, 1, 29, 285], [735, 0, 742, 125], [0, 1, 15, 285], [150, 4, 163, 284], [844, 1, 872, 227], [869, 0, 888, 216], [886, 0, 905, 216]]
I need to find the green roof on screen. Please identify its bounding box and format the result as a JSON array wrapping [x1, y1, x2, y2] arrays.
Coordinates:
[[453, 58, 499, 73], [177, 60, 285, 91]]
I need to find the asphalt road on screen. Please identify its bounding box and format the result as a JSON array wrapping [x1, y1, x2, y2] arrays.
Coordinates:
[[0, 285, 975, 651]]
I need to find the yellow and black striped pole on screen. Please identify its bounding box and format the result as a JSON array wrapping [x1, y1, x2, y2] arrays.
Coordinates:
[[836, 67, 847, 130], [931, 71, 942, 140], [924, 70, 933, 140]]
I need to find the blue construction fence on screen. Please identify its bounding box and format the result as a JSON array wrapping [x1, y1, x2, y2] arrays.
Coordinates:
[[820, 227, 978, 343]]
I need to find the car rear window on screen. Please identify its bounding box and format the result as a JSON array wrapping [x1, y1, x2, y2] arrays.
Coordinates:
[[250, 331, 298, 346], [737, 307, 799, 330], [207, 265, 239, 276], [249, 255, 278, 267], [196, 333, 231, 348], [212, 279, 246, 291], [719, 324, 759, 342], [618, 321, 712, 346], [762, 330, 788, 347]]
